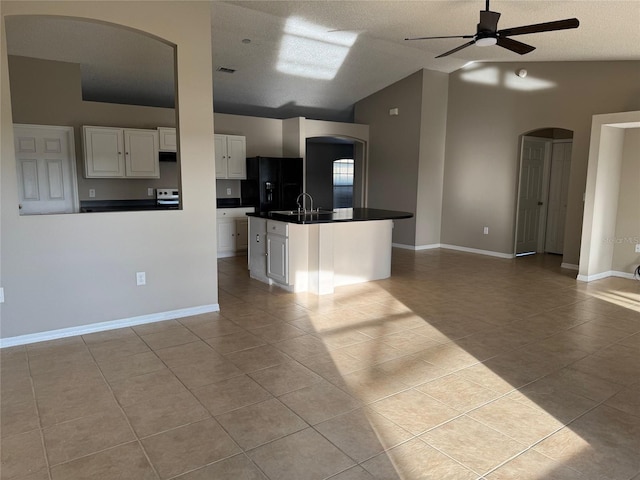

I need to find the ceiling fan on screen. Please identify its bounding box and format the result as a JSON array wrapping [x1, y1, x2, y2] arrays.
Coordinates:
[[405, 0, 579, 58]]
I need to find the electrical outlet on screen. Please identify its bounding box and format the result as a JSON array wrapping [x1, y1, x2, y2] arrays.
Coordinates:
[[635, 244, 640, 253], [136, 272, 146, 286], [483, 226, 489, 235], [89, 188, 96, 198], [0, 287, 4, 303], [147, 188, 154, 196], [226, 188, 232, 196]]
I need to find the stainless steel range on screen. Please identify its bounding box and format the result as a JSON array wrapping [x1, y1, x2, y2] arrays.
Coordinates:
[[156, 188, 180, 208]]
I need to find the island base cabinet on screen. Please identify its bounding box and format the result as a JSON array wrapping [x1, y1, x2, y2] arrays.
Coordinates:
[[248, 218, 393, 294], [267, 233, 288, 285]]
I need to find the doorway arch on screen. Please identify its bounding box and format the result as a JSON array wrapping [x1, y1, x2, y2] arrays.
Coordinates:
[[514, 127, 574, 256]]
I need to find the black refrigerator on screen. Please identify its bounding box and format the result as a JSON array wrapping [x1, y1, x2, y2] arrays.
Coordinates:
[[241, 157, 303, 212]]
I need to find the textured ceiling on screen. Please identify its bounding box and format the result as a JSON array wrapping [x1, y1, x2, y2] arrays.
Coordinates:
[[5, 1, 640, 121]]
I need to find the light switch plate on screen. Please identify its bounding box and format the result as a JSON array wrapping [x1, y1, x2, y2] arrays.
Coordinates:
[[635, 244, 640, 253], [89, 188, 96, 198], [136, 272, 146, 286], [148, 188, 154, 196], [0, 287, 4, 303]]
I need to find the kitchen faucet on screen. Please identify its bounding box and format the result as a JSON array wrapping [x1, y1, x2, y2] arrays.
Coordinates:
[[296, 192, 314, 214]]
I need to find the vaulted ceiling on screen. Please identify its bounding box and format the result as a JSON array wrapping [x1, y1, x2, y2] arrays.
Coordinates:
[[5, 1, 640, 122]]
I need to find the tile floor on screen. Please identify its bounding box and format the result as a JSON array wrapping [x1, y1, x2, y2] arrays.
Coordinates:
[[1, 249, 639, 480]]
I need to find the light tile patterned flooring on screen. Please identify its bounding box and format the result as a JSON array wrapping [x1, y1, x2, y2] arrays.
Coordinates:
[[1, 249, 640, 480]]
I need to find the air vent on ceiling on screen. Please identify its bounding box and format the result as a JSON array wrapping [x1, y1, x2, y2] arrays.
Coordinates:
[[216, 66, 236, 74]]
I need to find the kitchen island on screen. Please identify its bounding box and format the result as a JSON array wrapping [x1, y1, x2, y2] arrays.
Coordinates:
[[247, 208, 412, 294]]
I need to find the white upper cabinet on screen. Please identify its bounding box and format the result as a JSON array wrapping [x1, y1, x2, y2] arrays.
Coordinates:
[[83, 126, 159, 178], [158, 127, 177, 152], [83, 126, 124, 177], [124, 129, 160, 178], [215, 134, 246, 179]]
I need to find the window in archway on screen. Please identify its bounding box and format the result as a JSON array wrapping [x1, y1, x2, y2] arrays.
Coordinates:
[[333, 159, 353, 208]]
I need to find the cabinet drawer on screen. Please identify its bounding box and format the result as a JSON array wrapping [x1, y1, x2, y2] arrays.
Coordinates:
[[267, 220, 288, 236], [217, 207, 254, 218]]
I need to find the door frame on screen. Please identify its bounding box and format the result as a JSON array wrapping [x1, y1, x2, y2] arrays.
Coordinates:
[[513, 135, 552, 256], [14, 123, 80, 214]]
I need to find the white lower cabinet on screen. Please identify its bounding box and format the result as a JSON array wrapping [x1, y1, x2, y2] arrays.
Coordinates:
[[260, 219, 305, 289], [216, 217, 235, 254], [267, 230, 288, 285], [235, 218, 249, 251], [216, 207, 253, 258]]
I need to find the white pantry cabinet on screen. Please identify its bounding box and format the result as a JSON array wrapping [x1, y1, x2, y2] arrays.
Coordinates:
[[158, 127, 177, 152], [215, 134, 246, 179], [83, 126, 159, 178]]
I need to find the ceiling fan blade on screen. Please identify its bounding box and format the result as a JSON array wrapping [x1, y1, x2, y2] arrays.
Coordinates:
[[496, 36, 536, 55], [479, 10, 500, 32], [435, 40, 476, 58], [405, 34, 474, 41], [497, 18, 579, 37]]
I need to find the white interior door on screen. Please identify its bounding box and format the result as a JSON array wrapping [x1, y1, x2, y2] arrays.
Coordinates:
[[14, 124, 78, 215], [545, 141, 572, 254], [516, 137, 550, 255]]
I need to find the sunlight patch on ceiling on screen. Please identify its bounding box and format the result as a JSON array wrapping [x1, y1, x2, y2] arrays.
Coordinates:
[[459, 64, 556, 91], [277, 17, 358, 80]]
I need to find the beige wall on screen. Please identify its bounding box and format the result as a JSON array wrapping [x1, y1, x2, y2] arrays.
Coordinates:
[[354, 69, 448, 247], [612, 128, 640, 273], [443, 61, 640, 260], [416, 69, 448, 247], [8, 55, 179, 201], [586, 126, 625, 275], [1, 1, 217, 340], [354, 71, 423, 245]]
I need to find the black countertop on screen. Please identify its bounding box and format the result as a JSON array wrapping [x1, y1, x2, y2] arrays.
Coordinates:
[[247, 208, 413, 224], [80, 200, 178, 213]]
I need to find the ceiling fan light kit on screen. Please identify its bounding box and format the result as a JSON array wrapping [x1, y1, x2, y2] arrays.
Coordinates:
[[475, 36, 497, 47], [405, 0, 579, 58]]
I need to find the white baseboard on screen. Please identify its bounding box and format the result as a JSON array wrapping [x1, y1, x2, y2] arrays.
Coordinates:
[[392, 243, 441, 251], [577, 270, 637, 282], [0, 304, 220, 348], [611, 271, 637, 280], [440, 244, 515, 259], [561, 263, 579, 271]]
